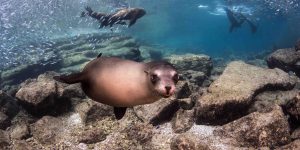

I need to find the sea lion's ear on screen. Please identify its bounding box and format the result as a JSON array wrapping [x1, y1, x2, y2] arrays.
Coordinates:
[[144, 70, 149, 74]]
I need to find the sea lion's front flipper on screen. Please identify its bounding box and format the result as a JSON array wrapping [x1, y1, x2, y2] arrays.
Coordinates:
[[114, 107, 127, 119], [128, 19, 137, 27], [53, 72, 84, 84]]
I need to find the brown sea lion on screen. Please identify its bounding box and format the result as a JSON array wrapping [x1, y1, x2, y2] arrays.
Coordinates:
[[54, 54, 178, 120], [81, 6, 146, 28]]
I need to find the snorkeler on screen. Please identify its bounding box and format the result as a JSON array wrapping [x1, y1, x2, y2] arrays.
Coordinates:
[[81, 6, 146, 28], [224, 7, 258, 33]]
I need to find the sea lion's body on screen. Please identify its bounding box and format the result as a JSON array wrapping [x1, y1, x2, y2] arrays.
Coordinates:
[[54, 56, 178, 120], [81, 57, 159, 107], [82, 7, 146, 28]]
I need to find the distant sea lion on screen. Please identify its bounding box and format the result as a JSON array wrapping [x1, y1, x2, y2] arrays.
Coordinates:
[[54, 54, 178, 120], [81, 6, 146, 28], [224, 7, 257, 33]]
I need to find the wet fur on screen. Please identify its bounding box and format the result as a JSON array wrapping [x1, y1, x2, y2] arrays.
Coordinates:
[[54, 57, 177, 107], [82, 6, 146, 28]]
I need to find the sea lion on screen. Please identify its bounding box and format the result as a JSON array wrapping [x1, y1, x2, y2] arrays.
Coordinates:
[[81, 6, 146, 28], [54, 54, 178, 120], [224, 7, 257, 33]]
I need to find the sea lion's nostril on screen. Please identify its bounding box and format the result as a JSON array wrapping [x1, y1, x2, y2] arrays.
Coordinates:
[[165, 86, 171, 94]]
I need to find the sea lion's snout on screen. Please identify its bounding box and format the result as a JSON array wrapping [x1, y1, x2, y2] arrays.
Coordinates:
[[136, 8, 146, 18], [162, 85, 176, 98]]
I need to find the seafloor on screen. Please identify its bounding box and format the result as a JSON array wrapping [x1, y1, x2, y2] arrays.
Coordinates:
[[0, 33, 299, 149]]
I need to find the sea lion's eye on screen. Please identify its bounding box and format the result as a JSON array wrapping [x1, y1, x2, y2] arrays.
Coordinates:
[[150, 74, 159, 84], [173, 73, 179, 83]]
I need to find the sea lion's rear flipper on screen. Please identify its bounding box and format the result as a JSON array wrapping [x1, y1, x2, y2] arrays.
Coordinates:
[[85, 6, 93, 14], [128, 19, 137, 27], [53, 72, 84, 84], [114, 107, 127, 120]]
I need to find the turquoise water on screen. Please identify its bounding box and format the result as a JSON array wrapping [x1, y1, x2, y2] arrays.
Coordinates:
[[0, 0, 300, 69]]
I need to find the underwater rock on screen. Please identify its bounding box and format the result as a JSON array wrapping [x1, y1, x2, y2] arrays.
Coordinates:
[[0, 130, 10, 148], [74, 99, 114, 124], [214, 105, 291, 148], [10, 123, 30, 140], [175, 81, 192, 99], [61, 53, 91, 68], [11, 140, 34, 150], [125, 123, 154, 144], [250, 89, 299, 113], [276, 139, 300, 150], [77, 127, 108, 144], [266, 48, 300, 77], [171, 109, 195, 133], [15, 73, 66, 116], [102, 46, 142, 62], [165, 54, 213, 75], [181, 70, 208, 89], [0, 91, 19, 129], [291, 127, 300, 140], [16, 72, 73, 116], [196, 61, 295, 125], [285, 93, 300, 126], [30, 116, 63, 145], [62, 84, 86, 99], [133, 97, 174, 123], [170, 134, 197, 150]]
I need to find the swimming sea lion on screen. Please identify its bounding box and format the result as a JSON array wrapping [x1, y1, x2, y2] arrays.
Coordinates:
[[81, 6, 146, 28], [224, 7, 258, 33], [54, 54, 178, 120]]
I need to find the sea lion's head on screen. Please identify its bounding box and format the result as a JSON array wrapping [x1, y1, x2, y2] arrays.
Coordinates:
[[145, 61, 178, 98], [133, 8, 146, 19]]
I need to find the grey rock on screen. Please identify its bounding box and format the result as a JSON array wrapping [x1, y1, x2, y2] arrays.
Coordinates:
[[15, 72, 71, 116], [10, 123, 30, 140], [250, 89, 299, 113], [0, 130, 10, 148], [77, 127, 107, 144], [276, 139, 300, 150], [285, 92, 300, 125], [266, 48, 300, 77], [62, 84, 86, 99], [30, 116, 63, 145], [0, 90, 19, 129], [175, 81, 192, 99], [171, 109, 194, 133], [196, 61, 295, 125], [291, 127, 300, 140], [181, 70, 208, 89], [134, 98, 174, 123], [74, 99, 114, 124], [170, 134, 197, 150], [214, 105, 291, 148], [165, 54, 213, 75]]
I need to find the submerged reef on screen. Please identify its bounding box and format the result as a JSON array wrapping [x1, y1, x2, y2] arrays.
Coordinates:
[[0, 33, 300, 149]]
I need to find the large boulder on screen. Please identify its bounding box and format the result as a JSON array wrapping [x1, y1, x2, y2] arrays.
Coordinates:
[[266, 48, 300, 77], [196, 61, 295, 125], [165, 54, 213, 75], [214, 105, 291, 148]]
